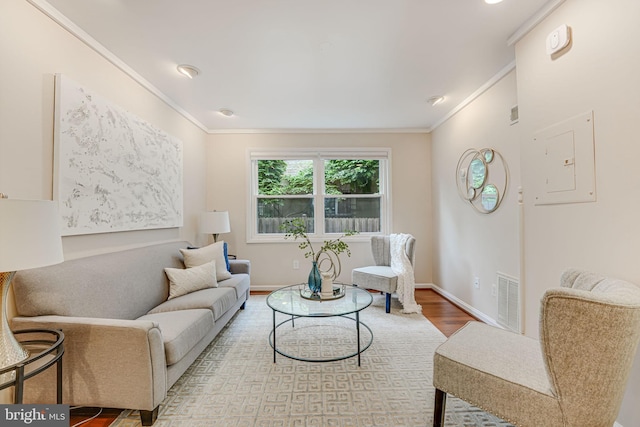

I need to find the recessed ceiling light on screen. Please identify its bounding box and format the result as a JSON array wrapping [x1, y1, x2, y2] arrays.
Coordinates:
[[484, 0, 503, 4], [427, 96, 445, 106], [176, 64, 200, 79], [218, 109, 234, 117]]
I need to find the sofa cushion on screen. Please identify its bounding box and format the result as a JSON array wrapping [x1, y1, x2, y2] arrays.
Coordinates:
[[181, 242, 232, 281], [138, 309, 214, 365], [148, 287, 238, 321], [12, 241, 189, 319], [219, 273, 251, 300], [187, 242, 231, 271], [164, 261, 217, 300]]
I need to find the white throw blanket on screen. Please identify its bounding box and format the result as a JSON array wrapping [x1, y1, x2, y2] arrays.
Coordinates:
[[390, 233, 422, 314]]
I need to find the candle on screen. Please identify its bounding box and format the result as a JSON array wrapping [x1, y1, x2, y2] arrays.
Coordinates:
[[321, 272, 333, 298]]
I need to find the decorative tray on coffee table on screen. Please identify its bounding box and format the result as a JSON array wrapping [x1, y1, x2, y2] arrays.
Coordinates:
[[299, 284, 346, 301]]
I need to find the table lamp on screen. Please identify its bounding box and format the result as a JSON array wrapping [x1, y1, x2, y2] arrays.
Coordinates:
[[0, 197, 63, 380], [199, 211, 230, 242]]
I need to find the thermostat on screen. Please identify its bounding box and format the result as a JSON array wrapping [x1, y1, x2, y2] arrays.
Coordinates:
[[546, 24, 570, 55]]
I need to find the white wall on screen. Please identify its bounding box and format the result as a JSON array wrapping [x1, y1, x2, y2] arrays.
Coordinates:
[[434, 1, 640, 423], [8, 0, 638, 422], [516, 0, 640, 424], [0, 0, 208, 259], [205, 132, 432, 288], [0, 1, 208, 402], [430, 70, 521, 322]]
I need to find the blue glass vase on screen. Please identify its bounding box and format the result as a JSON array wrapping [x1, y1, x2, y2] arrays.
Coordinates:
[[308, 261, 322, 294]]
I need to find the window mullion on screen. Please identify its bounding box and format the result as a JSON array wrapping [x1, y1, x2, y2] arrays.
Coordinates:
[[314, 157, 324, 237], [251, 159, 258, 237]]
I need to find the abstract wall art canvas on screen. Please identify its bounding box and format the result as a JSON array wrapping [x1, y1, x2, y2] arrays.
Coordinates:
[[54, 74, 183, 235]]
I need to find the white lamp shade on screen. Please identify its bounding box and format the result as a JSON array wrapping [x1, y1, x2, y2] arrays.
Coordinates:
[[199, 211, 231, 235], [0, 199, 64, 272]]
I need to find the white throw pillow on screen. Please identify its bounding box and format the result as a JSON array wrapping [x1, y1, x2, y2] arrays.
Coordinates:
[[180, 241, 232, 281], [164, 261, 218, 300]]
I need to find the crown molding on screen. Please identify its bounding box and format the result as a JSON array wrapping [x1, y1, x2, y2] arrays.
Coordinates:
[[507, 0, 567, 46], [28, 0, 432, 136], [429, 60, 516, 132], [206, 128, 431, 135], [429, 0, 567, 132], [27, 0, 209, 133], [28, 0, 558, 136]]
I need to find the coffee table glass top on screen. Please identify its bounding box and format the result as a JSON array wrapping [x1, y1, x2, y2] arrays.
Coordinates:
[[267, 284, 373, 317]]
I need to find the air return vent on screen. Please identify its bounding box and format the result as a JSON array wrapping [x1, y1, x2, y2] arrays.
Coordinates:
[[510, 104, 519, 125], [497, 272, 520, 332]]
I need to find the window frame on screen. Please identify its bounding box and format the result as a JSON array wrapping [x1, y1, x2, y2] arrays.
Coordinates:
[[247, 148, 392, 243]]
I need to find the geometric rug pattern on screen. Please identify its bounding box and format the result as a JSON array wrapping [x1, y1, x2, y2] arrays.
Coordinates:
[[112, 294, 514, 427]]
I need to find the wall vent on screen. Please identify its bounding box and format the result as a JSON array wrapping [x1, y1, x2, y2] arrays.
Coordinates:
[[510, 104, 519, 125], [497, 272, 520, 332]]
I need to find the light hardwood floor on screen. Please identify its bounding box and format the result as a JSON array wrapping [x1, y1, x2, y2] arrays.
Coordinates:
[[69, 288, 476, 426]]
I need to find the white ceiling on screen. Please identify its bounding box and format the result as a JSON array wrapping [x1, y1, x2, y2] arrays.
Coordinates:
[[33, 0, 557, 132]]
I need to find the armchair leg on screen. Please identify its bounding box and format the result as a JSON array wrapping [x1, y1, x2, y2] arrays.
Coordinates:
[[385, 293, 391, 313], [140, 406, 159, 426], [433, 388, 446, 427]]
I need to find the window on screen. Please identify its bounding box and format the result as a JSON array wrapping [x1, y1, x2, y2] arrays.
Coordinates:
[[248, 148, 390, 241]]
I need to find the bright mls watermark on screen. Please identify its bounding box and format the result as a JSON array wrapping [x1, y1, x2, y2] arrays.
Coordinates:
[[1, 405, 69, 426]]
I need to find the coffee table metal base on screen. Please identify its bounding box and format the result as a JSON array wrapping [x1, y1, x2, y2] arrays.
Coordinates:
[[270, 311, 373, 366]]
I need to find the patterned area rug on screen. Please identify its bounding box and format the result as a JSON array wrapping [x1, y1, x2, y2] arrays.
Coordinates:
[[112, 294, 514, 427]]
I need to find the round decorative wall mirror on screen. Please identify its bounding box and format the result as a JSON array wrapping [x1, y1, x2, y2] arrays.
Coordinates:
[[468, 158, 486, 189], [481, 184, 499, 212], [483, 149, 494, 163], [455, 147, 508, 214]]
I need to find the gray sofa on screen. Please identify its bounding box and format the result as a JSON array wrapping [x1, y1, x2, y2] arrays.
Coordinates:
[[11, 240, 250, 426]]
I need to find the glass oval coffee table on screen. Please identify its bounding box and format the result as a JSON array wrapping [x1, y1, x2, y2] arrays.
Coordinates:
[[267, 283, 373, 366]]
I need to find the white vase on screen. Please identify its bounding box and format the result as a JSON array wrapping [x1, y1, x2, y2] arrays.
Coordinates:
[[320, 272, 333, 298]]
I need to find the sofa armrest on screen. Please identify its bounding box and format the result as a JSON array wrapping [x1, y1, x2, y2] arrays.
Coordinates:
[[229, 259, 251, 275], [10, 315, 167, 411]]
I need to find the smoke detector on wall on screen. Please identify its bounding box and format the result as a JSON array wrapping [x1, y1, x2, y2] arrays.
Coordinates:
[[546, 24, 571, 55]]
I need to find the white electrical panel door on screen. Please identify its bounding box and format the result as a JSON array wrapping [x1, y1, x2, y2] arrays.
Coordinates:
[[544, 130, 576, 193], [533, 111, 596, 205]]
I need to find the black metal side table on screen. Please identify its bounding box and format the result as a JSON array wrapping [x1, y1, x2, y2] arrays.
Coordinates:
[[0, 329, 65, 404]]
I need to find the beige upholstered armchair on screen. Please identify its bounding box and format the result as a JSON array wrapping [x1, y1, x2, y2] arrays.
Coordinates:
[[432, 269, 640, 427], [351, 235, 416, 313]]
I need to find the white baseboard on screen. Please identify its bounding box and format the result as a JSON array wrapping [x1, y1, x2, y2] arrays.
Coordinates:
[[425, 283, 501, 328], [250, 284, 283, 292]]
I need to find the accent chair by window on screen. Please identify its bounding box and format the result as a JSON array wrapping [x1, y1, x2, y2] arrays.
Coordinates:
[[351, 235, 416, 313]]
